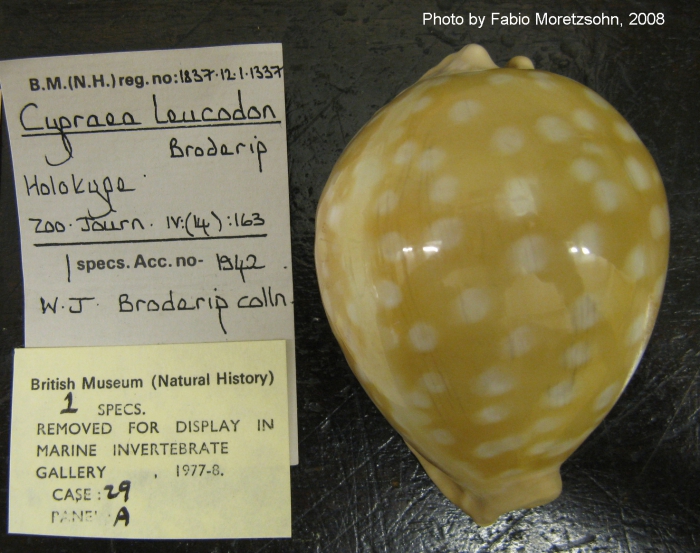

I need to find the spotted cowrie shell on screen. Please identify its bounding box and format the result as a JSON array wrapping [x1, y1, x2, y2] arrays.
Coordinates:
[[315, 44, 669, 526]]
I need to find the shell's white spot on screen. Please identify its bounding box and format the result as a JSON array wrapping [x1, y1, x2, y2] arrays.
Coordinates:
[[545, 435, 587, 458], [385, 125, 405, 144], [409, 323, 438, 352], [488, 73, 514, 85], [446, 459, 483, 481], [327, 204, 344, 230], [346, 302, 359, 325], [572, 222, 603, 257], [476, 404, 510, 424], [420, 76, 448, 89], [572, 109, 598, 131], [563, 342, 591, 369], [593, 383, 619, 411], [475, 366, 517, 397], [408, 391, 432, 409], [421, 372, 447, 394], [393, 141, 418, 165], [533, 417, 564, 434], [432, 429, 456, 445], [503, 326, 534, 358], [492, 126, 525, 155], [378, 326, 400, 350], [536, 115, 573, 142], [379, 232, 406, 262], [394, 91, 425, 122], [527, 441, 555, 456], [626, 315, 647, 346], [376, 190, 399, 215], [582, 142, 605, 155], [625, 156, 651, 191], [418, 147, 447, 172], [584, 88, 610, 109], [430, 175, 459, 204], [571, 294, 599, 331], [411, 96, 433, 112], [505, 176, 538, 217], [570, 158, 600, 182], [474, 435, 526, 459], [375, 280, 402, 309], [529, 437, 585, 458], [425, 218, 464, 251], [353, 156, 385, 188], [510, 234, 548, 274], [456, 288, 491, 324], [614, 121, 640, 142], [649, 205, 670, 239], [343, 327, 361, 359], [449, 99, 482, 123], [653, 275, 666, 300], [624, 245, 647, 281], [528, 71, 557, 90], [392, 405, 432, 428], [544, 381, 575, 408], [593, 179, 622, 213]]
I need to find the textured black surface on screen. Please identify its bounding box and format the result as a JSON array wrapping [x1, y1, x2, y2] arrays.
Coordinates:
[[0, 1, 699, 551]]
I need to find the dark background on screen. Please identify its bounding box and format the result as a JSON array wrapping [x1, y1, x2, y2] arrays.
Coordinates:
[[0, 1, 698, 551]]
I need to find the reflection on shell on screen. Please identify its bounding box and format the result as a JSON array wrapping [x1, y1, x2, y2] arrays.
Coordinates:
[[315, 44, 669, 526]]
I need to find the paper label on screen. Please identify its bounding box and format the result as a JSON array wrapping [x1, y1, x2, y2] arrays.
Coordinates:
[[0, 44, 298, 463], [9, 341, 290, 539]]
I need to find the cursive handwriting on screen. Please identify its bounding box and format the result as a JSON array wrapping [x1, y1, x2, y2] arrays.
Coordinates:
[[24, 173, 135, 198], [216, 253, 265, 283], [169, 136, 267, 172], [20, 102, 141, 166], [118, 290, 229, 334], [237, 286, 287, 309], [152, 91, 276, 125], [77, 216, 145, 233]]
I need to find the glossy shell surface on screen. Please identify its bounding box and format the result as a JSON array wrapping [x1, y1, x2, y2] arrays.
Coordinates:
[[314, 45, 669, 525]]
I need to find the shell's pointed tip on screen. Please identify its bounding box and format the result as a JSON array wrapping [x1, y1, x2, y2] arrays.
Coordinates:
[[420, 44, 534, 81], [507, 55, 535, 70], [420, 43, 496, 80], [408, 443, 562, 526], [460, 43, 492, 58]]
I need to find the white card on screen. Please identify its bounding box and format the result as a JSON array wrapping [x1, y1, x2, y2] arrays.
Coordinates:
[[10, 341, 291, 539], [0, 44, 298, 463]]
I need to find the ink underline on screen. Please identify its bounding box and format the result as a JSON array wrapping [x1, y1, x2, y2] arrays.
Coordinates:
[[21, 120, 282, 138], [33, 233, 268, 247]]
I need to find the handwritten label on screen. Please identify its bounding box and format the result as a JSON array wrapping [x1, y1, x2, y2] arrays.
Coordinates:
[[9, 341, 291, 539], [0, 45, 298, 463]]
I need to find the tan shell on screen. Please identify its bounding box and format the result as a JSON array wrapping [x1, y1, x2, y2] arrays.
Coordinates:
[[315, 45, 669, 525]]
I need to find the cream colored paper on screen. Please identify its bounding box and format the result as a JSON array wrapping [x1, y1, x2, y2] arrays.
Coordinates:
[[9, 341, 290, 539], [0, 45, 298, 464]]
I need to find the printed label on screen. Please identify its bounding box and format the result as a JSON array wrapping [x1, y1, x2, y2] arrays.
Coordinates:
[[9, 341, 290, 539]]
